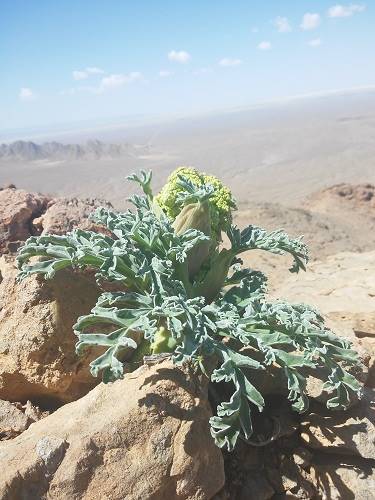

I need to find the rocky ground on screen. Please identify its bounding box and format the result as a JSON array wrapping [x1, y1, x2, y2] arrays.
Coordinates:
[[0, 183, 374, 499]]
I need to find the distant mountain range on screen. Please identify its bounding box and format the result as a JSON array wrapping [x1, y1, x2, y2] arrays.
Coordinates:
[[0, 140, 150, 161]]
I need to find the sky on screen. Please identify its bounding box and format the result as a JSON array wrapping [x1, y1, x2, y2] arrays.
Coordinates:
[[1, 1, 374, 134]]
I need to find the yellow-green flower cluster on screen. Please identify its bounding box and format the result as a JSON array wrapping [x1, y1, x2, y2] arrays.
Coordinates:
[[156, 166, 236, 238]]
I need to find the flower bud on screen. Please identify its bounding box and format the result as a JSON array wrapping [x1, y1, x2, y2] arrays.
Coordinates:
[[173, 199, 211, 278], [151, 326, 178, 354]]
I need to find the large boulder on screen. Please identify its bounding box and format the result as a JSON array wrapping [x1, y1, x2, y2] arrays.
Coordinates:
[[0, 257, 100, 404], [0, 186, 112, 256], [0, 187, 49, 254], [0, 360, 224, 500], [33, 197, 112, 235]]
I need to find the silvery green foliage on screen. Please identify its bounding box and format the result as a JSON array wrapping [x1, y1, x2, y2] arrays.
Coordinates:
[[17, 171, 361, 451]]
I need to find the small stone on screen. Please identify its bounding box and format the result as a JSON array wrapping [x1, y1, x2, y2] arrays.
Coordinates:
[[23, 400, 44, 422]]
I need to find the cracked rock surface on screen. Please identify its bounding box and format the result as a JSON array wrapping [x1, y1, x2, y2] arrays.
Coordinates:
[[0, 360, 224, 500]]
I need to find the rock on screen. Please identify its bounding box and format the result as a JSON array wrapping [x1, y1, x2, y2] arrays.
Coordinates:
[[306, 183, 375, 212], [0, 257, 101, 404], [0, 400, 47, 440], [0, 360, 224, 500], [274, 250, 375, 390], [0, 188, 49, 254], [300, 387, 375, 459], [23, 400, 45, 422], [238, 474, 274, 500], [309, 455, 375, 500], [0, 400, 29, 438], [267, 458, 317, 498], [275, 251, 375, 322], [0, 186, 113, 256], [33, 197, 112, 235], [35, 436, 68, 475]]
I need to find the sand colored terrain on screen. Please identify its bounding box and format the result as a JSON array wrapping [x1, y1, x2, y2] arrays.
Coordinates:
[[1, 90, 375, 209]]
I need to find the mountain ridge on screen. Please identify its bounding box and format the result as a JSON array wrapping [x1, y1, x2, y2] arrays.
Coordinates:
[[0, 139, 150, 161]]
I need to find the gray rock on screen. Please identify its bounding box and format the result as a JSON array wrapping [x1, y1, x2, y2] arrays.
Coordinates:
[[36, 436, 68, 474]]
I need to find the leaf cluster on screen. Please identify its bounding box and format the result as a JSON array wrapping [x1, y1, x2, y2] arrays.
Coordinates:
[[17, 170, 361, 451]]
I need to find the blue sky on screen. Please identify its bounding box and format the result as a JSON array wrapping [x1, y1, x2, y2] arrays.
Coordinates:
[[1, 1, 374, 133]]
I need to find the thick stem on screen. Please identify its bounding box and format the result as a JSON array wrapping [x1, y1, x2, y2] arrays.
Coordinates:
[[194, 248, 234, 302]]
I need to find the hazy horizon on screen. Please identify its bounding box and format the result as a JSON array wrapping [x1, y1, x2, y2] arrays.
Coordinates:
[[2, 85, 375, 144], [1, 89, 375, 209]]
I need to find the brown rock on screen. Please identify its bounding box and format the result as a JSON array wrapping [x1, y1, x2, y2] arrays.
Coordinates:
[[275, 251, 375, 323], [300, 387, 375, 459], [0, 400, 29, 438], [0, 400, 47, 440], [310, 455, 375, 500], [33, 197, 112, 235], [267, 458, 317, 498], [0, 257, 101, 404], [274, 250, 375, 390], [305, 183, 375, 212], [0, 360, 224, 500], [0, 188, 49, 254]]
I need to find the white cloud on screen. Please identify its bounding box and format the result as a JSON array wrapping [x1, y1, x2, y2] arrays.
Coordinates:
[[257, 41, 272, 50], [62, 71, 141, 95], [300, 13, 321, 30], [168, 50, 191, 63], [328, 4, 366, 18], [308, 38, 322, 47], [19, 87, 35, 101], [73, 67, 105, 80], [219, 58, 242, 67], [73, 70, 88, 80], [159, 70, 173, 77], [85, 66, 105, 74], [97, 72, 142, 92], [273, 16, 292, 33]]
